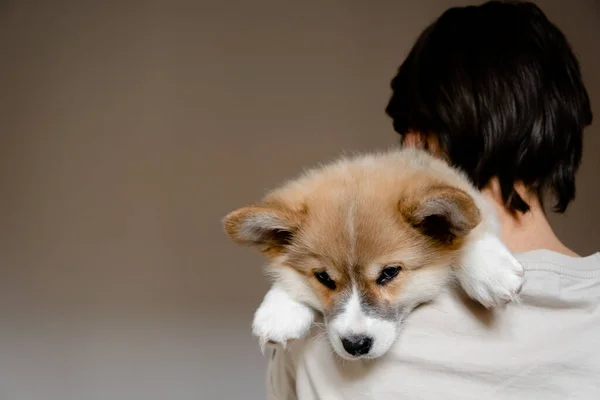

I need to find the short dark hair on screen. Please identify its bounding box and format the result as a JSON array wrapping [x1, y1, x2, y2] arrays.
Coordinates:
[[385, 0, 593, 213]]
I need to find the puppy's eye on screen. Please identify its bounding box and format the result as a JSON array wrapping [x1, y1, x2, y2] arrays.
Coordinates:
[[376, 265, 402, 286], [314, 271, 336, 290]]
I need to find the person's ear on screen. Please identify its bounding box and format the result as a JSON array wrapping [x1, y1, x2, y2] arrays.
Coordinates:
[[403, 130, 447, 161], [402, 130, 428, 149]]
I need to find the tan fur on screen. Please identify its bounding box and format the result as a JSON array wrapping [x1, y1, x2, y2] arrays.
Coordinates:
[[223, 148, 488, 315]]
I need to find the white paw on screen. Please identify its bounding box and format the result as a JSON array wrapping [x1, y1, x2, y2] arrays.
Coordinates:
[[458, 233, 525, 308], [252, 284, 315, 351]]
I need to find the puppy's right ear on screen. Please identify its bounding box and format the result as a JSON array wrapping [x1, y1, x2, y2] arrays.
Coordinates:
[[222, 205, 301, 247]]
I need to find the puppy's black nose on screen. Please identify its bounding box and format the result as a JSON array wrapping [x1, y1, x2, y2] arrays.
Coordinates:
[[341, 335, 373, 356]]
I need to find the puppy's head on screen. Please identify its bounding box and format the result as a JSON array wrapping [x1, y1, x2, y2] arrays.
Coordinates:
[[223, 155, 481, 359]]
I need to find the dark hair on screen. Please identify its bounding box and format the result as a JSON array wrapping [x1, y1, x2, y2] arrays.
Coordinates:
[[385, 0, 592, 213]]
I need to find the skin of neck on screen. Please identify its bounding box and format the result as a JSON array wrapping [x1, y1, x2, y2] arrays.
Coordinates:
[[481, 178, 578, 257], [402, 131, 578, 257]]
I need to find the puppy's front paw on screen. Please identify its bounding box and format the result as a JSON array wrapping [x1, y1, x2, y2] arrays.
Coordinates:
[[459, 233, 525, 308], [252, 285, 315, 351]]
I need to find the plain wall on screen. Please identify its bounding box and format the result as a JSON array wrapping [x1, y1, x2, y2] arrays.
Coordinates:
[[0, 1, 597, 399]]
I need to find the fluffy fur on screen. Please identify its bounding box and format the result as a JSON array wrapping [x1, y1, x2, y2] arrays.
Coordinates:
[[223, 148, 524, 360]]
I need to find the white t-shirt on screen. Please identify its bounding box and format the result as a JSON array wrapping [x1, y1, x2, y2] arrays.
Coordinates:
[[266, 250, 600, 400]]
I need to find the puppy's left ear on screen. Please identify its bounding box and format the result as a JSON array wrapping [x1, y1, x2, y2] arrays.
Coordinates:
[[399, 185, 481, 243]]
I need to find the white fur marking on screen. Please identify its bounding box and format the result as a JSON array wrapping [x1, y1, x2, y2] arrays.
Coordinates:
[[458, 232, 525, 308], [346, 200, 357, 263], [328, 287, 398, 359], [252, 284, 315, 353]]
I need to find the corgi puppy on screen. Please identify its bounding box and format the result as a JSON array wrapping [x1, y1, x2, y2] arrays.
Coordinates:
[[223, 148, 524, 360]]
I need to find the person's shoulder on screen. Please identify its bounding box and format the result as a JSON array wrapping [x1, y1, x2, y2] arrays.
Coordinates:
[[517, 249, 600, 278]]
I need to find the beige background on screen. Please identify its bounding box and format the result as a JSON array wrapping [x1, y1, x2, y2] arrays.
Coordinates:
[[0, 0, 597, 399]]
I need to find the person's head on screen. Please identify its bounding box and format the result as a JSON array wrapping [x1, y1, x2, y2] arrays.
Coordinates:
[[385, 0, 592, 214]]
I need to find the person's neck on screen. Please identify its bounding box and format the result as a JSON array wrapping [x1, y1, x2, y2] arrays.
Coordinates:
[[400, 133, 579, 257], [481, 179, 579, 257]]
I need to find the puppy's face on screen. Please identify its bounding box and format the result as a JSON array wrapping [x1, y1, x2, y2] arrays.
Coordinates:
[[224, 163, 480, 359]]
